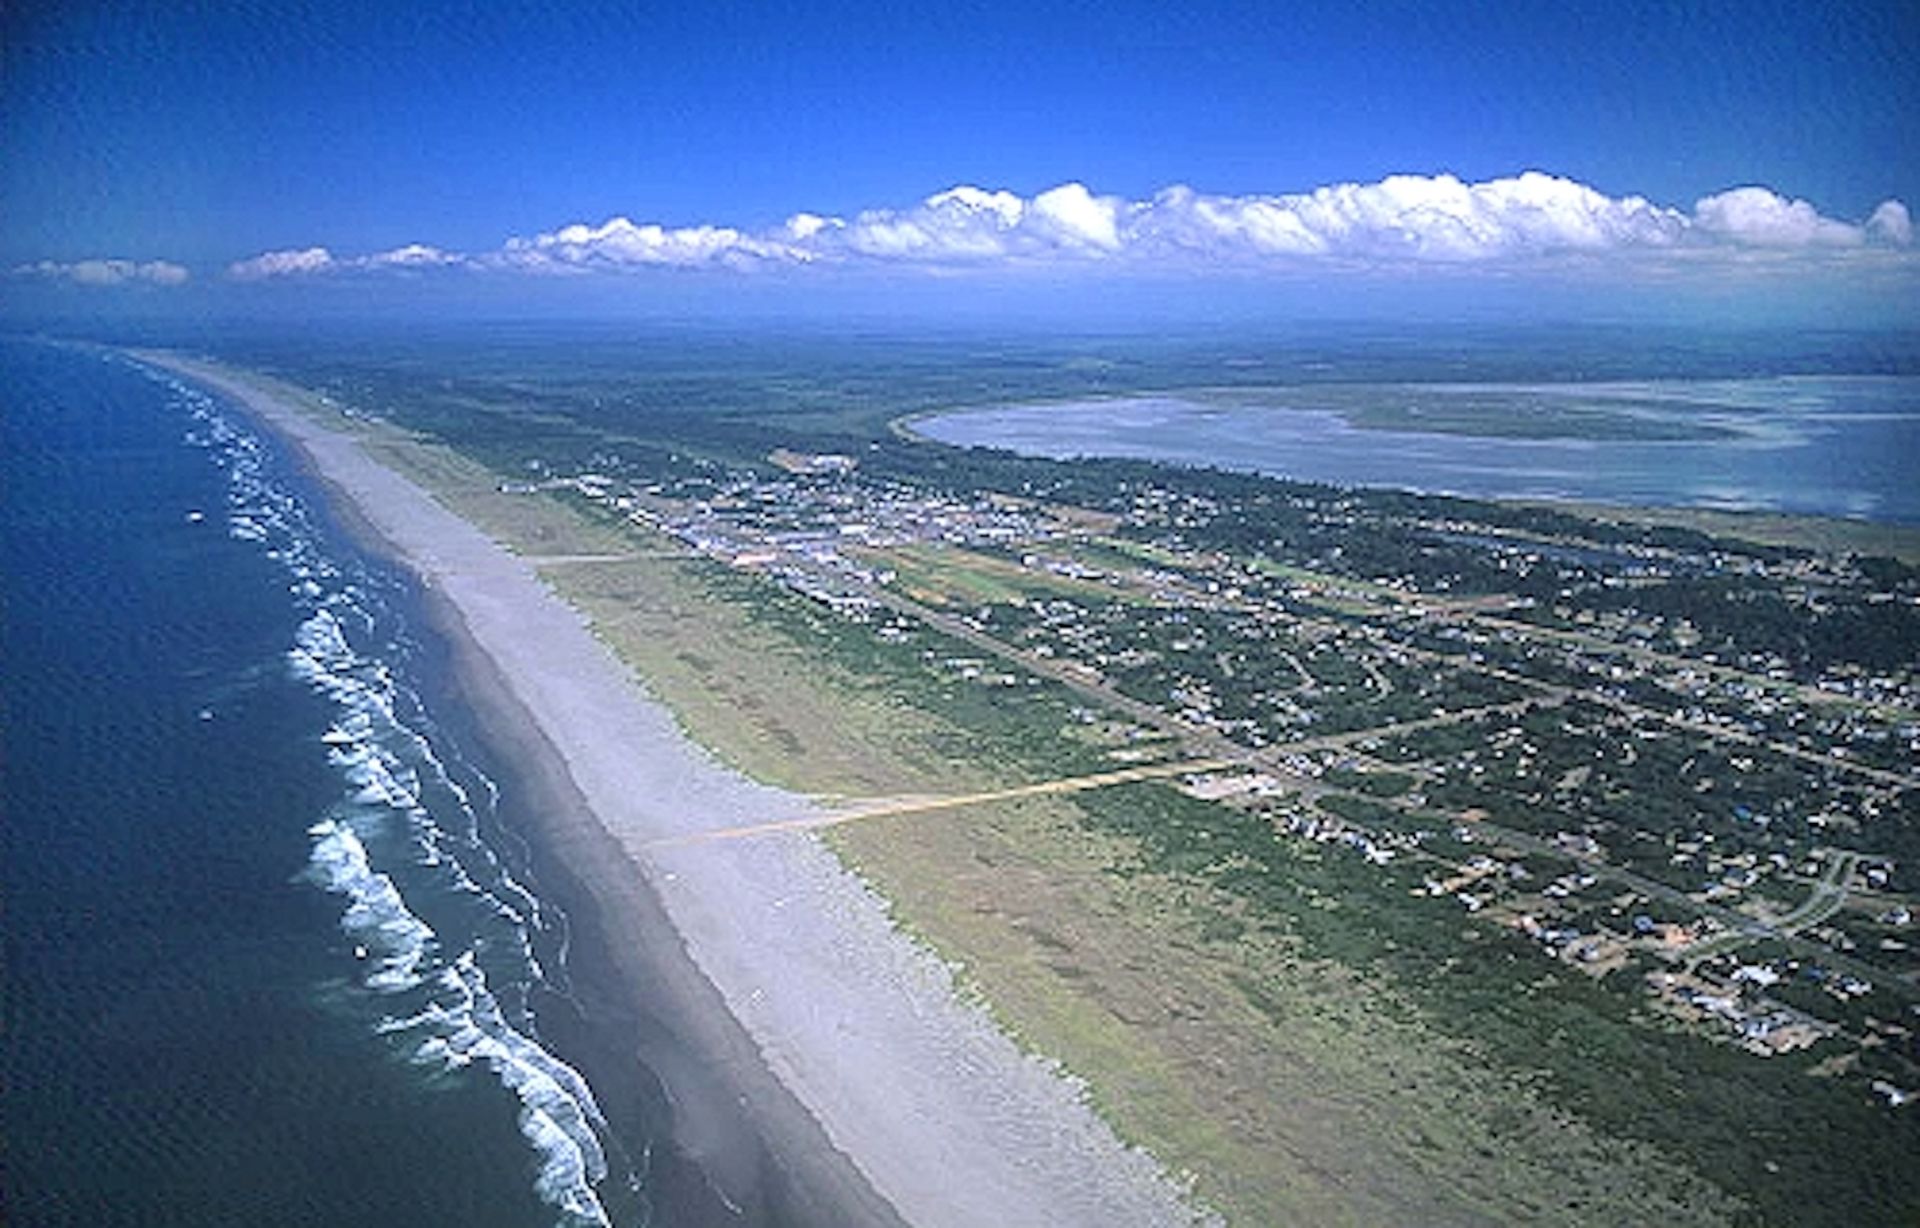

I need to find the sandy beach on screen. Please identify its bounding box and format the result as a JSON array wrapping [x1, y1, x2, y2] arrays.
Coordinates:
[[143, 352, 1208, 1228]]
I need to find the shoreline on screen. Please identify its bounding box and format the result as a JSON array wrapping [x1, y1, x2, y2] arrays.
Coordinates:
[[139, 351, 1209, 1228], [419, 569, 905, 1228], [153, 349, 886, 1226]]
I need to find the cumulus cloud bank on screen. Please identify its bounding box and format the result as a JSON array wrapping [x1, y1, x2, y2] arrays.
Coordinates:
[[499, 220, 789, 272], [228, 246, 336, 280], [226, 242, 463, 280], [224, 172, 1912, 279], [15, 258, 190, 286]]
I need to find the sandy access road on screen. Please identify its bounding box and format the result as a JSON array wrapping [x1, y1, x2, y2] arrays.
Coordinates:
[[138, 351, 1210, 1228]]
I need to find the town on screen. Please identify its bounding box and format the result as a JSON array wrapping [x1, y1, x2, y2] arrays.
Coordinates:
[[512, 436, 1920, 1112]]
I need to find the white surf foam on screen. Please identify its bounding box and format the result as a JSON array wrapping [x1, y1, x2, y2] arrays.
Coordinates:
[[155, 372, 619, 1228]]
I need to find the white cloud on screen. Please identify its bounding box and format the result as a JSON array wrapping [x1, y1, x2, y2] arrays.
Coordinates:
[[496, 217, 802, 272], [1029, 183, 1123, 251], [15, 258, 190, 286], [361, 242, 463, 269], [1131, 173, 1689, 262], [227, 243, 469, 280], [835, 187, 1026, 261], [221, 172, 1914, 281], [783, 212, 834, 241], [1691, 187, 1864, 248], [1866, 200, 1913, 246], [228, 246, 336, 280], [498, 173, 1910, 273]]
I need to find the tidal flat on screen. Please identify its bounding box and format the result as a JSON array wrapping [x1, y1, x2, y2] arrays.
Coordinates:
[[913, 375, 1920, 523]]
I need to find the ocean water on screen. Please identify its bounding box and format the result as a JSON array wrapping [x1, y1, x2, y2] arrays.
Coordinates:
[[1, 341, 641, 1226], [916, 376, 1920, 524]]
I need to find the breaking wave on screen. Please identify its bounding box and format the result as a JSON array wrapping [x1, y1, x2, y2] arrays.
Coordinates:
[[160, 372, 620, 1227]]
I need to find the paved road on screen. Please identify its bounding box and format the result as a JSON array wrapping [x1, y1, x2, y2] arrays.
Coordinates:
[[1773, 851, 1864, 934]]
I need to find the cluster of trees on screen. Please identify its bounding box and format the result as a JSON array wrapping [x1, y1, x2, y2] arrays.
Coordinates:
[[1578, 572, 1920, 675]]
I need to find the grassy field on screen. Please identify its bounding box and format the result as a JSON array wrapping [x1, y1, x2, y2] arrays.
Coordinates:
[[860, 541, 1151, 609], [825, 791, 1737, 1226], [1544, 500, 1920, 564]]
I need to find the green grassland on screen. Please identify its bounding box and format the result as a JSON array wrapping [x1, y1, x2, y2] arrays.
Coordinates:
[[862, 541, 1152, 609], [1547, 502, 1920, 565]]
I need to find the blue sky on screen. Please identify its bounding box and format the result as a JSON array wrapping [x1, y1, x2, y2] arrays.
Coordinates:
[[2, 0, 1915, 319]]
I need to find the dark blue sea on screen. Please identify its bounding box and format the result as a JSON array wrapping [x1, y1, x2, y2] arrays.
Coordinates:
[[1, 341, 643, 1225]]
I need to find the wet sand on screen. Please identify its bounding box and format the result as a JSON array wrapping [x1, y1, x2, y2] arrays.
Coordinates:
[[141, 352, 1208, 1228]]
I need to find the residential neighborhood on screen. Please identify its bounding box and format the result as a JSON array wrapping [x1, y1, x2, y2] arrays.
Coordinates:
[[510, 439, 1920, 1111]]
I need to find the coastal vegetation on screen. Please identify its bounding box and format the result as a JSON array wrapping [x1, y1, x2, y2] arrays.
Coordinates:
[[200, 332, 1920, 1227]]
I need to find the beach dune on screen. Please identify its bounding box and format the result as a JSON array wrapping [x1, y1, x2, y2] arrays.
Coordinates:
[[146, 353, 1207, 1228]]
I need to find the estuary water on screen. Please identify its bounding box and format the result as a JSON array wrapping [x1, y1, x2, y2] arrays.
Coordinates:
[[0, 342, 640, 1226], [915, 376, 1920, 524]]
